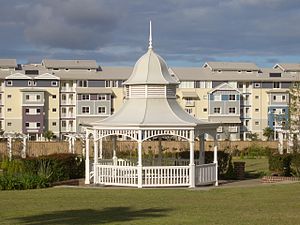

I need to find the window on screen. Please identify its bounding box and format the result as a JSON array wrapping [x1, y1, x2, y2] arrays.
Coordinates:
[[270, 73, 281, 78], [246, 70, 252, 73], [25, 108, 29, 114], [229, 95, 236, 101], [254, 83, 261, 88], [255, 95, 259, 99], [98, 107, 106, 114], [98, 95, 106, 100], [282, 95, 286, 101], [82, 106, 90, 114], [214, 95, 221, 101], [51, 81, 58, 86], [82, 94, 90, 100], [36, 95, 41, 100], [7, 108, 12, 112], [185, 108, 193, 114], [7, 80, 13, 86], [37, 122, 40, 128], [229, 108, 236, 114], [273, 96, 277, 101], [28, 81, 37, 86], [255, 121, 259, 126], [214, 108, 221, 114], [52, 122, 57, 126], [25, 122, 29, 127], [282, 108, 286, 114], [26, 95, 30, 100], [255, 108, 259, 112], [7, 122, 12, 126], [78, 80, 88, 87], [203, 108, 207, 112], [37, 108, 41, 113], [52, 108, 57, 112], [52, 95, 56, 99], [273, 82, 280, 89], [105, 81, 111, 87], [61, 121, 66, 127]]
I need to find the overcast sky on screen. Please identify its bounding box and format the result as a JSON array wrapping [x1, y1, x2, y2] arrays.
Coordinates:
[[1, 0, 300, 67]]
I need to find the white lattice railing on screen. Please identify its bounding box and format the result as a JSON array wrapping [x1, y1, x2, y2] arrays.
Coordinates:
[[142, 166, 190, 187], [195, 163, 217, 185], [95, 165, 138, 187]]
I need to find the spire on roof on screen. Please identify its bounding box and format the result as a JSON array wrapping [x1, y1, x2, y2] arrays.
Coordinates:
[[148, 20, 152, 49]]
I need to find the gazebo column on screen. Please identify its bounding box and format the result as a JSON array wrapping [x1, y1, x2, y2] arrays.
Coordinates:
[[199, 133, 205, 164], [99, 138, 103, 159], [278, 131, 284, 154], [93, 133, 99, 184], [189, 130, 195, 188], [112, 135, 117, 165], [21, 137, 27, 159], [158, 136, 162, 166], [213, 134, 218, 187], [85, 132, 90, 184], [137, 130, 143, 188]]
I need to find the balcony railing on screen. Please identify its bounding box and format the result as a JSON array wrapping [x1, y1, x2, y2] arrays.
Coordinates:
[[60, 100, 75, 105], [61, 113, 75, 118], [185, 101, 195, 107], [60, 87, 76, 92]]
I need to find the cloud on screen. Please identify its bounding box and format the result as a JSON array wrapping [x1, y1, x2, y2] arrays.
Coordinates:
[[0, 0, 300, 66]]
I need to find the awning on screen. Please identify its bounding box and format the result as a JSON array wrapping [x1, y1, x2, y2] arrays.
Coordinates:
[[181, 91, 199, 99]]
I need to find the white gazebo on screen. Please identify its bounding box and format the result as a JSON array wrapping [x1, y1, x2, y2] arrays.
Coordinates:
[[83, 22, 220, 188]]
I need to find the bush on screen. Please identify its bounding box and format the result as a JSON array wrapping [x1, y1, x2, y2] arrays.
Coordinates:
[[268, 154, 293, 176], [177, 150, 231, 177], [291, 153, 300, 177], [0, 153, 84, 190]]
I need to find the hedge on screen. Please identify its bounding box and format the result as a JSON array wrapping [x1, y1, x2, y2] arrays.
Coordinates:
[[0, 153, 84, 190]]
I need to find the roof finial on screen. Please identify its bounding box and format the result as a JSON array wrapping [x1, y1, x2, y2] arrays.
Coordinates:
[[148, 20, 152, 49]]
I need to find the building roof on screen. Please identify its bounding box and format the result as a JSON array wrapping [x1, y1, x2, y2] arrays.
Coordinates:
[[274, 63, 300, 72], [0, 59, 17, 68], [204, 62, 259, 71], [42, 59, 98, 69]]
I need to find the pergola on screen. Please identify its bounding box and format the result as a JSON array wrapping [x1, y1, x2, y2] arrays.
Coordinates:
[[83, 23, 220, 188], [0, 132, 28, 160]]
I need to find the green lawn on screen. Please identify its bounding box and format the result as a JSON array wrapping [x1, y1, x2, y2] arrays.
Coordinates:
[[0, 183, 300, 225], [233, 157, 269, 177]]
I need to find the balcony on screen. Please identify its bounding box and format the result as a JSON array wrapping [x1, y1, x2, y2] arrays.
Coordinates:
[[60, 100, 75, 105], [61, 126, 76, 132], [185, 101, 195, 107], [61, 113, 75, 118], [241, 100, 250, 106], [228, 127, 238, 133], [60, 87, 76, 92]]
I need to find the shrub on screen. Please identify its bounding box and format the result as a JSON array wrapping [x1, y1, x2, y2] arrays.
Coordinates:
[[0, 174, 50, 190], [291, 153, 300, 177], [268, 154, 293, 176], [177, 150, 231, 177]]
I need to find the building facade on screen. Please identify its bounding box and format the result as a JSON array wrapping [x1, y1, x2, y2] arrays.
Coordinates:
[[0, 59, 298, 140]]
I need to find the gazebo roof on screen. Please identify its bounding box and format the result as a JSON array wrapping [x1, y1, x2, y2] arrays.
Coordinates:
[[89, 98, 215, 128], [85, 22, 219, 131]]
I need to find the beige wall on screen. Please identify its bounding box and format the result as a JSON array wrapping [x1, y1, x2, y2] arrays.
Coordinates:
[[4, 87, 22, 132]]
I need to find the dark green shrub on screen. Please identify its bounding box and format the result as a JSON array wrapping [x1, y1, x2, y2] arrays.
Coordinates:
[[268, 154, 293, 176], [291, 153, 300, 177], [0, 174, 50, 190], [177, 150, 230, 177]]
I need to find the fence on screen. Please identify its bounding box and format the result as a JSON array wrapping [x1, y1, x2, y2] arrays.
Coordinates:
[[0, 140, 279, 158]]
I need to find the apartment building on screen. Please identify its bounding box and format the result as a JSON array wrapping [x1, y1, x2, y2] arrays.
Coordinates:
[[0, 58, 299, 140]]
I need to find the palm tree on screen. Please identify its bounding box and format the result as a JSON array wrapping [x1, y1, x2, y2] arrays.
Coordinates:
[[263, 127, 274, 141]]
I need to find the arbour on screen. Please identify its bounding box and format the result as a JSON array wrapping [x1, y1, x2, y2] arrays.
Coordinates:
[[82, 22, 220, 188]]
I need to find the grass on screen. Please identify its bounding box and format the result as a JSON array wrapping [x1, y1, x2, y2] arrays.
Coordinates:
[[233, 156, 269, 178], [0, 183, 300, 225]]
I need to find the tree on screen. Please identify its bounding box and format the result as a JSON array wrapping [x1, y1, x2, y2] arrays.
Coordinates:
[[43, 130, 54, 141], [246, 132, 259, 141], [263, 127, 274, 141], [289, 82, 300, 152]]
